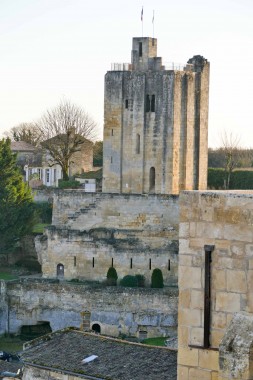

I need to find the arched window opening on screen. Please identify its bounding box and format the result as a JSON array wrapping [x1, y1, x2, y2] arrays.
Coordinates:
[[92, 323, 101, 334], [149, 167, 155, 193], [57, 263, 64, 278], [151, 95, 155, 112], [136, 134, 140, 154]]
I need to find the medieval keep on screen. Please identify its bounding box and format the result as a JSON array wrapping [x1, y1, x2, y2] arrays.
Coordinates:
[[103, 37, 210, 194]]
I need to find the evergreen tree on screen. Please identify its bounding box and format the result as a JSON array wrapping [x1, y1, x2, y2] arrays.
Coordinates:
[[151, 268, 164, 288], [0, 138, 35, 256], [106, 267, 118, 286]]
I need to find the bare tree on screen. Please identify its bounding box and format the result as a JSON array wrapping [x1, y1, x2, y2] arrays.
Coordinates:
[[221, 131, 241, 189], [4, 123, 42, 146], [38, 100, 97, 180]]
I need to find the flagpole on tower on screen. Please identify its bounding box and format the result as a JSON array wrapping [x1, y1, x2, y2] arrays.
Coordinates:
[[141, 6, 143, 37], [152, 10, 155, 38]]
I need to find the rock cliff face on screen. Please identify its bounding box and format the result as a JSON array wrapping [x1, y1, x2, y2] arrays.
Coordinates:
[[1, 279, 178, 338]]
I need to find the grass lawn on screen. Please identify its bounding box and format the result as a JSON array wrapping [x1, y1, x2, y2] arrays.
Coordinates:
[[0, 336, 24, 352], [142, 336, 169, 346], [32, 223, 49, 234], [0, 273, 17, 280]]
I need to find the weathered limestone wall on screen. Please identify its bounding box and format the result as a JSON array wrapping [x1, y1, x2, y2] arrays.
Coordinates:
[[177, 190, 253, 380], [23, 366, 81, 380], [32, 188, 54, 203], [219, 312, 253, 379], [3, 279, 178, 338], [103, 37, 210, 195], [0, 281, 8, 334], [40, 191, 178, 285]]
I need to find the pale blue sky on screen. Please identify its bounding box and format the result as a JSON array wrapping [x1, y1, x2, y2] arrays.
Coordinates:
[[0, 0, 252, 147]]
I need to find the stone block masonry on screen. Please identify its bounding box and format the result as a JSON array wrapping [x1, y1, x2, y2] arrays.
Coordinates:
[[177, 190, 253, 379], [37, 190, 179, 285], [103, 37, 210, 195]]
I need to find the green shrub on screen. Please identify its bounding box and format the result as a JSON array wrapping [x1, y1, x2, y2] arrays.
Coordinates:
[[135, 274, 145, 287], [208, 168, 226, 189], [230, 170, 253, 189], [106, 267, 118, 286], [120, 275, 138, 287], [34, 202, 52, 223], [208, 168, 253, 190], [15, 258, 41, 272], [151, 268, 164, 288], [58, 179, 81, 189]]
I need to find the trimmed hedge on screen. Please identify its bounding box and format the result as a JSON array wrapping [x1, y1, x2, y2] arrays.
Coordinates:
[[106, 267, 118, 286], [135, 274, 145, 287], [120, 275, 138, 287], [208, 168, 253, 190], [58, 179, 81, 189], [151, 268, 164, 288]]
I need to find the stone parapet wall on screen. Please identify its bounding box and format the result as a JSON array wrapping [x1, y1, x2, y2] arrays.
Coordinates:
[[51, 190, 178, 228], [33, 188, 54, 203], [177, 190, 253, 379], [2, 279, 178, 338]]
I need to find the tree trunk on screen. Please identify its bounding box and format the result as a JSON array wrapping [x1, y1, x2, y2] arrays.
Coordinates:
[[62, 170, 69, 181]]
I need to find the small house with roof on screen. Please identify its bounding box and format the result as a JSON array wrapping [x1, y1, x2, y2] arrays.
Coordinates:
[[11, 135, 93, 188], [21, 329, 177, 380]]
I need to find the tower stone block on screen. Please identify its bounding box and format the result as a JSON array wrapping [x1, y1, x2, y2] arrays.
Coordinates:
[[103, 37, 210, 194]]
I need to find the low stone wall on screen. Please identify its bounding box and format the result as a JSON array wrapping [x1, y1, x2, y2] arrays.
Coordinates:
[[1, 279, 178, 338], [23, 366, 80, 380], [32, 189, 54, 203]]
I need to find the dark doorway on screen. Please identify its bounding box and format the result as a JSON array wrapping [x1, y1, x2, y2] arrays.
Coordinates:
[[20, 321, 52, 340], [149, 167, 155, 193], [92, 323, 101, 334], [57, 263, 64, 278]]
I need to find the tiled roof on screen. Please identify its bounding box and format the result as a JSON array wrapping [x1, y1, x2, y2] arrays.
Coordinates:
[[0, 360, 22, 377], [10, 141, 36, 152], [21, 330, 177, 380]]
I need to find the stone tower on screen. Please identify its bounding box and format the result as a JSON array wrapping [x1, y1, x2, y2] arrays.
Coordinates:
[[103, 37, 210, 194]]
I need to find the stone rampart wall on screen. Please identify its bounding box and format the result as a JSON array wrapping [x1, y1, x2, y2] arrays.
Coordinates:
[[39, 191, 179, 285], [0, 279, 178, 339], [177, 190, 253, 379]]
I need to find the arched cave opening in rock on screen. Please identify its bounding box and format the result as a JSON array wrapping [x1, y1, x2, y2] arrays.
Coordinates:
[[20, 321, 52, 340], [92, 323, 101, 334]]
